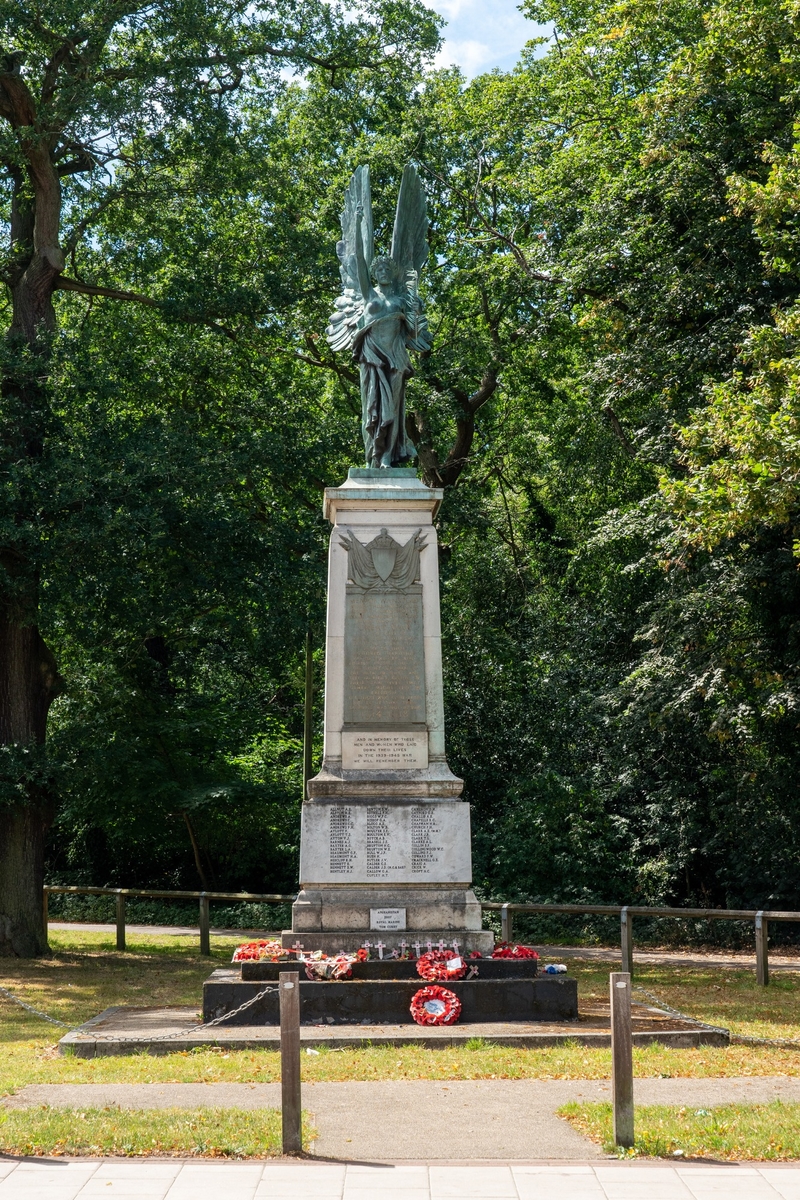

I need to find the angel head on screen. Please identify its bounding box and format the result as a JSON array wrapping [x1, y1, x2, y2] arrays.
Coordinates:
[[370, 255, 401, 289]]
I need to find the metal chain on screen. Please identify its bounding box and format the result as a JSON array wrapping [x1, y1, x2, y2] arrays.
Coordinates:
[[0, 984, 74, 1029], [632, 986, 729, 1036], [632, 985, 800, 1047], [0, 981, 279, 1042], [133, 984, 280, 1044]]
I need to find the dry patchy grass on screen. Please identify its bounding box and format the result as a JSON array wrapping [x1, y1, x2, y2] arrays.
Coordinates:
[[0, 1106, 295, 1158], [1, 930, 798, 1094], [560, 1099, 800, 1161]]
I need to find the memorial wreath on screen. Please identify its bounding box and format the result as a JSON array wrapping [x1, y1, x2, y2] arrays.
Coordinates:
[[232, 939, 286, 962], [416, 950, 468, 981], [410, 985, 462, 1026], [303, 951, 356, 981], [491, 942, 539, 960]]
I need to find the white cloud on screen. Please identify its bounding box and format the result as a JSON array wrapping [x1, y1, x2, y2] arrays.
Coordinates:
[[434, 38, 494, 76], [425, 0, 550, 76]]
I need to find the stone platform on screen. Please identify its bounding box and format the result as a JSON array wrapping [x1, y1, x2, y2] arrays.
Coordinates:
[[58, 1002, 729, 1056], [203, 967, 576, 1026]]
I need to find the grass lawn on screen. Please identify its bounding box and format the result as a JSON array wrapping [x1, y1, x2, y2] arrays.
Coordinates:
[[1, 929, 799, 1158], [560, 1100, 800, 1161], [0, 1107, 293, 1158]]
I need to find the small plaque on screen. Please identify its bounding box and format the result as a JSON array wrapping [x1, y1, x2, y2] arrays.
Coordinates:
[[342, 731, 428, 770], [370, 908, 406, 931]]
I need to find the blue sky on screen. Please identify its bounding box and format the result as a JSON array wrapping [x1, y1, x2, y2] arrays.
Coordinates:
[[425, 0, 549, 77]]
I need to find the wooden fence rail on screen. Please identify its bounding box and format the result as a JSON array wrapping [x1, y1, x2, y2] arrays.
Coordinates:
[[43, 887, 800, 982], [43, 886, 295, 956], [481, 901, 800, 986]]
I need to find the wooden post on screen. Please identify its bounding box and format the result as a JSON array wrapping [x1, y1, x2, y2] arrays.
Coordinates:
[[620, 906, 633, 978], [756, 911, 769, 986], [42, 887, 48, 938], [302, 627, 313, 802], [610, 971, 634, 1148], [501, 903, 512, 944], [280, 970, 302, 1154], [115, 891, 126, 951], [199, 893, 210, 956]]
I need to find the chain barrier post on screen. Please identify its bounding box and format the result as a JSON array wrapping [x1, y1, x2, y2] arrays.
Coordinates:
[[501, 903, 512, 944], [115, 891, 126, 952], [610, 971, 634, 1148], [199, 893, 210, 956], [279, 970, 302, 1154], [755, 911, 769, 987], [620, 906, 633, 978]]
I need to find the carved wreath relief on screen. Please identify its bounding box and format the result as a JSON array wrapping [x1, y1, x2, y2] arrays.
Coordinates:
[[340, 528, 426, 591]]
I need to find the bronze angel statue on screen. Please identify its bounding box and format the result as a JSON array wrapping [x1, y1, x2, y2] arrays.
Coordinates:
[[326, 164, 431, 469]]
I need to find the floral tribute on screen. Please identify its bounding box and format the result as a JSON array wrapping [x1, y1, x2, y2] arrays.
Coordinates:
[[416, 951, 468, 982], [491, 942, 539, 960], [231, 939, 288, 962], [303, 952, 357, 981], [410, 985, 462, 1026]]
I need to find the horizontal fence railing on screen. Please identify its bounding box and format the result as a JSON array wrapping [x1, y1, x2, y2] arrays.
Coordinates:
[[481, 902, 800, 986], [43, 887, 800, 983], [43, 885, 295, 956]]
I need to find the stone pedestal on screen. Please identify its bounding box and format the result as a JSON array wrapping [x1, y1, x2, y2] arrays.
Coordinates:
[[286, 468, 493, 955]]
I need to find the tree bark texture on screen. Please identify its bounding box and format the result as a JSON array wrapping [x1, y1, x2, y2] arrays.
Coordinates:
[[0, 613, 60, 956], [0, 61, 67, 956]]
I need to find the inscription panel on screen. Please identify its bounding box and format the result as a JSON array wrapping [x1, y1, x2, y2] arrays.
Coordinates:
[[371, 908, 406, 931], [299, 802, 472, 884], [343, 588, 426, 727], [342, 731, 428, 770]]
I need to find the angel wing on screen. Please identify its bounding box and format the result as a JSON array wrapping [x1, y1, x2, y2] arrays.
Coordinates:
[[326, 166, 373, 353], [390, 164, 429, 278]]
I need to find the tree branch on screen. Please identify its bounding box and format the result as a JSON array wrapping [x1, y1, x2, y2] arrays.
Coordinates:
[[54, 275, 239, 340], [602, 404, 636, 458]]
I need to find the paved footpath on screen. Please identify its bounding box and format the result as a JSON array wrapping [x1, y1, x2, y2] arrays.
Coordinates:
[[6, 1078, 800, 1160], [2, 1159, 800, 1199]]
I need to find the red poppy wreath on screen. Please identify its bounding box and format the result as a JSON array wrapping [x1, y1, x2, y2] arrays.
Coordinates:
[[416, 951, 468, 981], [491, 942, 539, 960], [410, 985, 462, 1026]]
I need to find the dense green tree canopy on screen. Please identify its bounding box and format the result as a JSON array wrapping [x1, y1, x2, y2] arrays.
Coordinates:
[[4, 0, 800, 953]]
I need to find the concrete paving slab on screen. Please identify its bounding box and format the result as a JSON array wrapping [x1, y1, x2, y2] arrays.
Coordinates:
[[0, 1163, 800, 1200]]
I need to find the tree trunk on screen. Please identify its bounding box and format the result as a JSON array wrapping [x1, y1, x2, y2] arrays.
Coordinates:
[[0, 134, 65, 956], [0, 613, 61, 956]]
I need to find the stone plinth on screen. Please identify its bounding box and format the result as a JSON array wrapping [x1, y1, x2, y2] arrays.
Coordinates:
[[288, 468, 492, 955], [203, 969, 577, 1026]]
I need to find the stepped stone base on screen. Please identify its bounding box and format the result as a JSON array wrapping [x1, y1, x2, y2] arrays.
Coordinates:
[[202, 968, 577, 1026]]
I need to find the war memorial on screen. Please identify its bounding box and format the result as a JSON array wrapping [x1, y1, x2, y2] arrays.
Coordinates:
[[202, 164, 577, 1029]]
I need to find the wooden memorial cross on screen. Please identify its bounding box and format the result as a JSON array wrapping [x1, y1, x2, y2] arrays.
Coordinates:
[[375, 940, 386, 960]]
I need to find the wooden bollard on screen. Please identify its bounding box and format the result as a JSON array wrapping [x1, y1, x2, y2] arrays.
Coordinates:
[[199, 893, 210, 956], [115, 891, 126, 952], [610, 971, 634, 1148], [620, 907, 633, 978], [280, 970, 302, 1154], [755, 911, 769, 986]]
